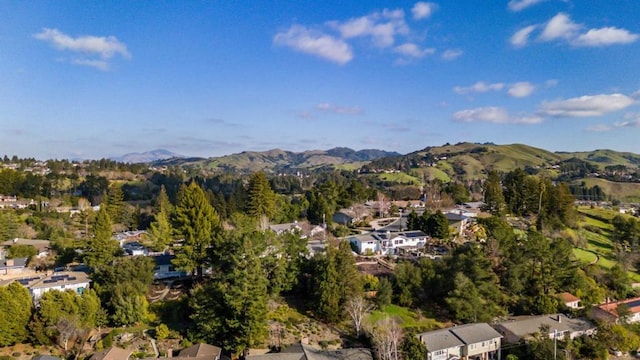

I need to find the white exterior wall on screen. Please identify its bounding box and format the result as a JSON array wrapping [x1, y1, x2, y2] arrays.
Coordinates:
[[428, 346, 461, 360], [31, 282, 89, 301], [465, 338, 501, 359]]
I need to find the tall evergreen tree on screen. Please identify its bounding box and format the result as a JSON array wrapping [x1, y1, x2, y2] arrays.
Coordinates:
[[105, 184, 126, 225], [172, 182, 221, 276], [247, 171, 276, 222], [0, 282, 32, 346], [190, 229, 268, 356], [84, 206, 119, 270], [482, 170, 505, 216], [144, 207, 173, 251]]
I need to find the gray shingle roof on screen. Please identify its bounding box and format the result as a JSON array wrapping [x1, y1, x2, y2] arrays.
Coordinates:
[[495, 314, 595, 338], [449, 323, 502, 344], [418, 328, 465, 352]]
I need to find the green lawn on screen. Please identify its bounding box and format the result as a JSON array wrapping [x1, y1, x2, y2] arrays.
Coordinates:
[[573, 248, 597, 264], [576, 207, 640, 281], [367, 305, 441, 331]]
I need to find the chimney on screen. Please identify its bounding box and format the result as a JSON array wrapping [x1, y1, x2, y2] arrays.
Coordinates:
[[167, 349, 172, 358], [557, 315, 562, 323]]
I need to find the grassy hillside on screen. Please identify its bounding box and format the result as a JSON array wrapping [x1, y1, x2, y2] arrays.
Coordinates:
[[574, 178, 640, 202], [576, 207, 640, 281]]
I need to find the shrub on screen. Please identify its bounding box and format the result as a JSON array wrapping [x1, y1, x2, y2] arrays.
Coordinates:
[[155, 324, 170, 340]]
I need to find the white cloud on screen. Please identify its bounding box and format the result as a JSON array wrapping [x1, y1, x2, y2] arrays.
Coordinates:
[[531, 13, 639, 48], [508, 82, 536, 98], [442, 49, 463, 60], [412, 2, 437, 20], [573, 27, 639, 47], [453, 107, 542, 124], [453, 107, 509, 123], [71, 59, 110, 71], [585, 124, 612, 132], [316, 102, 363, 115], [273, 25, 353, 65], [34, 28, 130, 59], [454, 81, 504, 95], [510, 25, 537, 48], [539, 13, 582, 41], [508, 0, 547, 11], [33, 28, 130, 70], [539, 93, 636, 117], [331, 9, 408, 47], [394, 43, 435, 58], [545, 79, 559, 88]]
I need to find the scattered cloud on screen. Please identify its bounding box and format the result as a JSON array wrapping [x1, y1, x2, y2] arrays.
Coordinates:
[[453, 106, 542, 124], [34, 28, 130, 70], [296, 111, 315, 120], [442, 49, 463, 60], [545, 79, 559, 88], [453, 107, 504, 123], [585, 114, 640, 132], [71, 59, 110, 71], [508, 0, 547, 12], [508, 82, 536, 98], [512, 13, 639, 49], [203, 118, 239, 127], [584, 124, 612, 132], [316, 102, 363, 115], [539, 13, 582, 42], [276, 5, 455, 65], [273, 25, 353, 64], [539, 93, 636, 117], [394, 43, 435, 58], [510, 25, 537, 48], [412, 2, 437, 20], [573, 27, 639, 47], [454, 81, 504, 95], [330, 9, 409, 48]]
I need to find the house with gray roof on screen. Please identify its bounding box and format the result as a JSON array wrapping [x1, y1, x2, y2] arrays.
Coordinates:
[[349, 230, 429, 256], [417, 323, 502, 360], [247, 343, 372, 360], [493, 314, 595, 344], [0, 257, 29, 276]]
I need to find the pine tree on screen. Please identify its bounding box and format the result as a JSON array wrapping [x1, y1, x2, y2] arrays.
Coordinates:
[[84, 206, 119, 270], [482, 170, 505, 215], [172, 182, 221, 276], [106, 184, 126, 225], [145, 208, 173, 251], [190, 229, 268, 356], [0, 282, 33, 346], [247, 171, 276, 221]]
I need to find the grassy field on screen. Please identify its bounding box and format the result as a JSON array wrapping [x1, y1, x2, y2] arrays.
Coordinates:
[[575, 178, 640, 202], [576, 207, 640, 281], [367, 304, 442, 331], [376, 172, 422, 185]]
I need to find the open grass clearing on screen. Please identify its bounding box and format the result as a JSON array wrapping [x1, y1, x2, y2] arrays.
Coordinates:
[[367, 304, 441, 331]]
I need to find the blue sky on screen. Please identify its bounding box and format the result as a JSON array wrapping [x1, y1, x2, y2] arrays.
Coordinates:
[[1, 0, 640, 160]]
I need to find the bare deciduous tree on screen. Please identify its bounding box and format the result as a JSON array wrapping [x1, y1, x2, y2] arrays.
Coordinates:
[[369, 316, 403, 360], [345, 296, 374, 337]]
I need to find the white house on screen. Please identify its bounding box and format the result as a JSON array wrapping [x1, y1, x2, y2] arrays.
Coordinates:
[[152, 254, 188, 280], [28, 271, 91, 301], [418, 323, 502, 360], [349, 230, 429, 256]]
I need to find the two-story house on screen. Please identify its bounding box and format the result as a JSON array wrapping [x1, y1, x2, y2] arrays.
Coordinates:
[[349, 230, 429, 256], [418, 323, 502, 360], [493, 314, 596, 343]]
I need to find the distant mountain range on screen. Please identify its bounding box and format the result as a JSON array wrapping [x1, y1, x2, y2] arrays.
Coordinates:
[[150, 147, 402, 173], [111, 149, 185, 163]]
